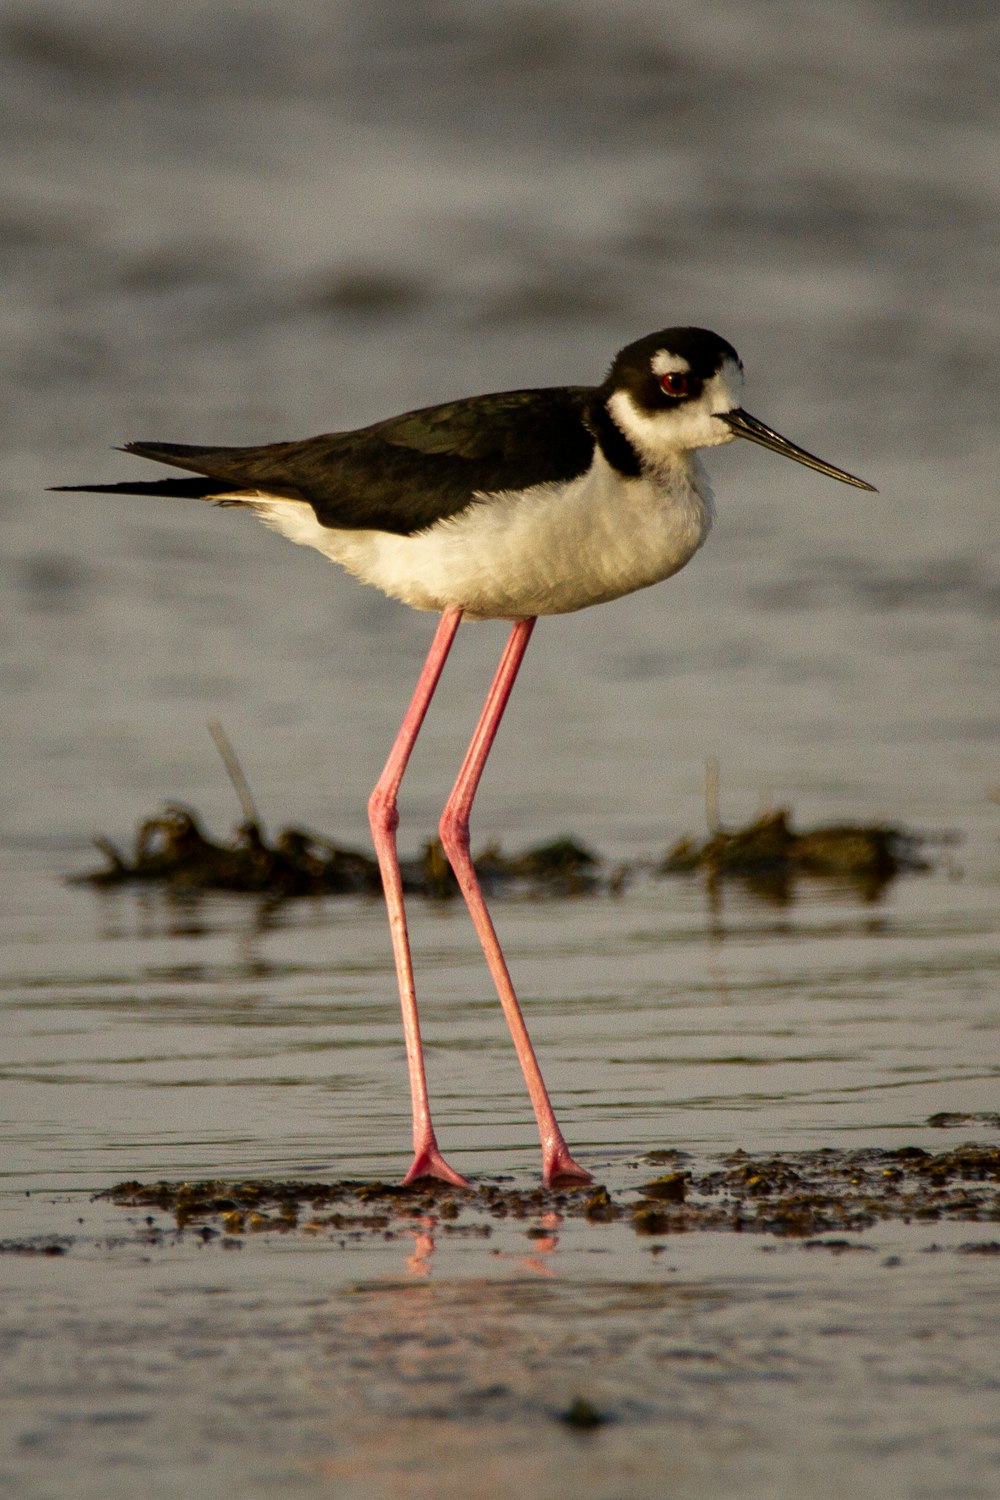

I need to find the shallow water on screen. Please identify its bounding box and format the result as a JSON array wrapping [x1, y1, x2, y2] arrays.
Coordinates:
[[5, 847, 999, 1192], [2, 2, 1000, 1497]]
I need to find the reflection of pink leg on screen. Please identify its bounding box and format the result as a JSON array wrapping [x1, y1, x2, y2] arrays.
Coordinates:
[[368, 607, 468, 1188], [438, 619, 592, 1187]]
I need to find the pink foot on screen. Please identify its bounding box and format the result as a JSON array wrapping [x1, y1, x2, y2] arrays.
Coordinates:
[[403, 1143, 471, 1189], [542, 1143, 593, 1188]]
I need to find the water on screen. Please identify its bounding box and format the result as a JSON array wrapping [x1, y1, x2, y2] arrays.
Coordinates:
[[2, 2, 1000, 1496]]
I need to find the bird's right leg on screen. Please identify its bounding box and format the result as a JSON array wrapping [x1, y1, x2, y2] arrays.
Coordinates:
[[438, 619, 592, 1187], [367, 606, 469, 1188]]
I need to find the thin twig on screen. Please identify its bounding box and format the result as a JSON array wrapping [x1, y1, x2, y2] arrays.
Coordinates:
[[207, 719, 260, 827], [704, 755, 720, 835]]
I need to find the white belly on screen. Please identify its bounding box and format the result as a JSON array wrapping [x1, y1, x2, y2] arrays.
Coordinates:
[[239, 450, 714, 620]]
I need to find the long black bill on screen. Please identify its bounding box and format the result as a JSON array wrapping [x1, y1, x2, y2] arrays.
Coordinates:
[[720, 408, 877, 491]]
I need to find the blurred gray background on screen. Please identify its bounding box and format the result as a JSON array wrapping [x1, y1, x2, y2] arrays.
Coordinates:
[[3, 0, 997, 856]]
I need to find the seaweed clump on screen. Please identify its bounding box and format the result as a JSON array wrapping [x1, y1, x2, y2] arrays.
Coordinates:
[[73, 809, 600, 901], [659, 809, 928, 900], [76, 805, 382, 897]]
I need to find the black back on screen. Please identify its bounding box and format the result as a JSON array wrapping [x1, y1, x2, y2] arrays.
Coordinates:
[[123, 386, 598, 536]]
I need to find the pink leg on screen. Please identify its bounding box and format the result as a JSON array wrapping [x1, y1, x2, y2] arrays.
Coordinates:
[[438, 619, 593, 1187], [368, 607, 469, 1188]]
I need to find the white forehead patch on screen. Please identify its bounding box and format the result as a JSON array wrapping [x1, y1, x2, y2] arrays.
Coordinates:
[[650, 349, 691, 377], [651, 350, 692, 377], [709, 356, 744, 410]]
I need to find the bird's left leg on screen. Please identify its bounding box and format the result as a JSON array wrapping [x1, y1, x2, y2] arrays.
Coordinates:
[[438, 617, 592, 1187], [368, 606, 469, 1188]]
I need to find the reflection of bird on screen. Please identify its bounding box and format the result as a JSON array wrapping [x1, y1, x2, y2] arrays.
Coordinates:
[[55, 326, 875, 1187]]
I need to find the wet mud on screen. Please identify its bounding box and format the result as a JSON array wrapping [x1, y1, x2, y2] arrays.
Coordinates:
[[85, 1143, 1000, 1248]]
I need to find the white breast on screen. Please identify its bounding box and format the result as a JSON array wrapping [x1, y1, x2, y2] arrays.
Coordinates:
[[237, 449, 714, 620]]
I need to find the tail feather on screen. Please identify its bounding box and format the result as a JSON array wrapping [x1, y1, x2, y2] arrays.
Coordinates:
[[52, 438, 302, 503], [122, 440, 230, 471], [52, 441, 261, 501]]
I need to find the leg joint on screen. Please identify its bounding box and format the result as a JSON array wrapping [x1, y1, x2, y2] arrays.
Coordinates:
[[438, 804, 469, 858], [368, 783, 399, 836]]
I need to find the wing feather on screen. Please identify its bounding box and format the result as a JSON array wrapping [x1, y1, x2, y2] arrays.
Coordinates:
[[115, 386, 597, 536]]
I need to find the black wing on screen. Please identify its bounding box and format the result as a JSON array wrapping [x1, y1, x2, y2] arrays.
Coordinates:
[[55, 386, 598, 537]]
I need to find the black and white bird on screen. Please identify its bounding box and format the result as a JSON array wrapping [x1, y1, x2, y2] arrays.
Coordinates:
[[55, 326, 875, 1188]]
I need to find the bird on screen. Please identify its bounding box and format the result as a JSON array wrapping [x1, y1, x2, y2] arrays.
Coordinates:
[[54, 326, 875, 1189]]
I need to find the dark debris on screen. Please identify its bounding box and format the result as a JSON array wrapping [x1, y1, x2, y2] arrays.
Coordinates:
[[72, 801, 931, 903], [928, 1111, 1000, 1131], [74, 806, 383, 897], [72, 806, 600, 900], [97, 1144, 1000, 1243], [557, 1396, 611, 1430], [0, 1239, 69, 1256], [660, 810, 930, 902]]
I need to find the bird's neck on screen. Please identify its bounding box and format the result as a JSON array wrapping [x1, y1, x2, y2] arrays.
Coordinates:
[[585, 393, 643, 479]]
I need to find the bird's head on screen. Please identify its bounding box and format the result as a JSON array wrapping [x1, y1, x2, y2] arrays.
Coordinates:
[[601, 327, 875, 491]]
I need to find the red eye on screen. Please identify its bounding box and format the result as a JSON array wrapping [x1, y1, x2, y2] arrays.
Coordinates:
[[660, 371, 689, 397]]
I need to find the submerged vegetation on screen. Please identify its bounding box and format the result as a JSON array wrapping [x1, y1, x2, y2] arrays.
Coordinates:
[[69, 726, 934, 903], [73, 807, 602, 899], [73, 804, 930, 903], [659, 809, 929, 901]]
